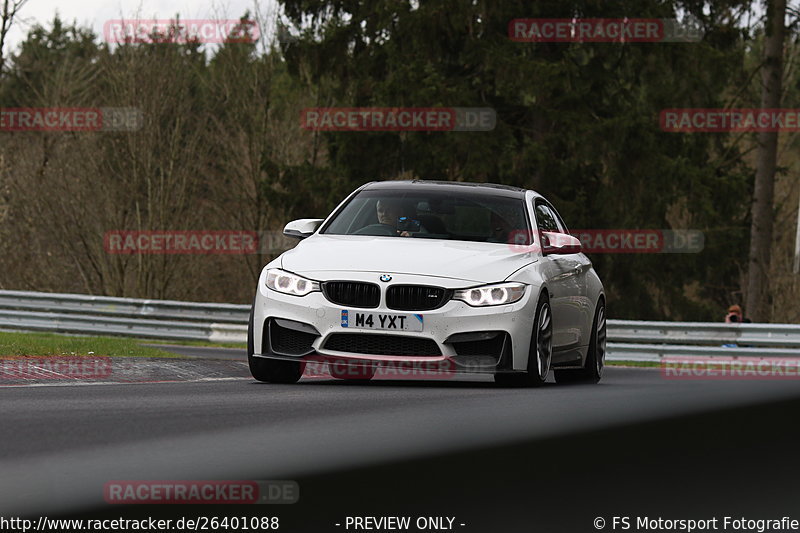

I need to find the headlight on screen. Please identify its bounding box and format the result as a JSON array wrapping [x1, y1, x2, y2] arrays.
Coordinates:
[[454, 282, 526, 307], [265, 269, 320, 296]]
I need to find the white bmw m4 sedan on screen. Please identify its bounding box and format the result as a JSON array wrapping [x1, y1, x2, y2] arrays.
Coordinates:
[[248, 180, 605, 386]]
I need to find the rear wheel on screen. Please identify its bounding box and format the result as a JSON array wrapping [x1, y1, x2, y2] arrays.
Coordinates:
[[494, 293, 552, 387], [554, 301, 605, 384], [247, 307, 304, 384]]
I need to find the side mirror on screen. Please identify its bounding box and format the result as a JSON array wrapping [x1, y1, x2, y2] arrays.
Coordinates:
[[540, 231, 582, 255], [283, 219, 324, 240]]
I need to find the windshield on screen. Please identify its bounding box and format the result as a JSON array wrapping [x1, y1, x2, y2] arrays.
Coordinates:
[[321, 189, 531, 245]]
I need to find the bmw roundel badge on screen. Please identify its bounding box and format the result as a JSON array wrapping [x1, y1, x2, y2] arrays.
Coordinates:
[[380, 274, 392, 282]]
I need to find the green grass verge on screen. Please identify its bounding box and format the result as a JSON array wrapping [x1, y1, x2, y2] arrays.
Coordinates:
[[140, 338, 247, 349], [607, 360, 661, 368], [0, 330, 656, 363], [0, 331, 183, 358]]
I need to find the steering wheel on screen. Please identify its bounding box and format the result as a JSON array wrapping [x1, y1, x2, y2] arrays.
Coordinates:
[[352, 224, 398, 236]]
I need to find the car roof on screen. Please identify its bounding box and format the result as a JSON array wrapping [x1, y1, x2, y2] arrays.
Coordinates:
[[361, 180, 535, 199]]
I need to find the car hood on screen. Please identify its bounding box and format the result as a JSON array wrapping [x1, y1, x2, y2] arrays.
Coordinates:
[[280, 234, 537, 283]]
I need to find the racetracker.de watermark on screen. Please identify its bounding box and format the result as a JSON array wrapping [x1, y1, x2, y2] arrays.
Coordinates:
[[103, 230, 294, 255], [661, 356, 800, 380], [300, 107, 496, 132], [104, 231, 259, 255], [661, 108, 800, 132], [0, 108, 143, 132], [508, 17, 703, 43], [104, 19, 260, 44], [507, 229, 704, 254], [0, 357, 112, 380], [104, 480, 298, 504], [303, 357, 461, 380]]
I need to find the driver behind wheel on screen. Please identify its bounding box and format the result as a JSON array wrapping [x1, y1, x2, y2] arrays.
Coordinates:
[[376, 199, 412, 236]]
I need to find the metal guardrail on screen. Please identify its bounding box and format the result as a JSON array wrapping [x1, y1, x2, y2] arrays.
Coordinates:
[[607, 319, 800, 348], [0, 291, 799, 361], [606, 319, 800, 362], [606, 342, 800, 362], [0, 290, 249, 322], [0, 291, 249, 343]]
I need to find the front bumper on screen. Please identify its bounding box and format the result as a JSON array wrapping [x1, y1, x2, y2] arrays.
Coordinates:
[[253, 271, 539, 374]]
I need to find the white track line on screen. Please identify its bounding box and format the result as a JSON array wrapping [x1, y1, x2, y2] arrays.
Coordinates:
[[0, 376, 251, 388]]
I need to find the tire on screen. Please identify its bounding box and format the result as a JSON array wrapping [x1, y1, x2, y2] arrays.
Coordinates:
[[494, 293, 552, 387], [554, 300, 605, 385], [247, 306, 304, 384]]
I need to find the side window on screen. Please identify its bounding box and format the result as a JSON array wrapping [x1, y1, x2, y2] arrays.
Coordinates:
[[545, 202, 569, 233], [534, 202, 559, 232]]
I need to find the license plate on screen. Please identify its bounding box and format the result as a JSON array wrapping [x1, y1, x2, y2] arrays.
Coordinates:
[[341, 310, 423, 332]]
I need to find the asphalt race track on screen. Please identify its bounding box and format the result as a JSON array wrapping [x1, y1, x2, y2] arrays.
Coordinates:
[[2, 347, 800, 532]]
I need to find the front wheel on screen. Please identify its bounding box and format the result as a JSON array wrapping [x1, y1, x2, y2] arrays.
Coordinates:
[[247, 306, 304, 384], [494, 293, 552, 387], [554, 301, 605, 384]]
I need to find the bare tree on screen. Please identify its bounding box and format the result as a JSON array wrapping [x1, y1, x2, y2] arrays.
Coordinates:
[[0, 0, 28, 74], [747, 0, 786, 322]]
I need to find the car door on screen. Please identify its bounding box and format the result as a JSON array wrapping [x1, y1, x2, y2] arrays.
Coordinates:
[[532, 200, 586, 364], [547, 202, 593, 352]]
